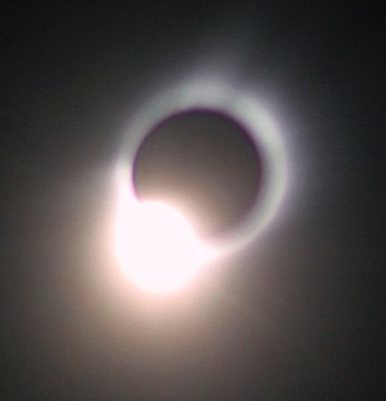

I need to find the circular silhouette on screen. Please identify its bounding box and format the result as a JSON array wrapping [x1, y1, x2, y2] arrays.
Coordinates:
[[133, 109, 262, 239]]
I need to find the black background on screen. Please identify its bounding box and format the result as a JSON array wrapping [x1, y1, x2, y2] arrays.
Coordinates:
[[2, 2, 386, 400]]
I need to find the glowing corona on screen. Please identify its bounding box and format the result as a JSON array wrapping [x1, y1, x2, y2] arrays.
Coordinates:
[[115, 78, 288, 294]]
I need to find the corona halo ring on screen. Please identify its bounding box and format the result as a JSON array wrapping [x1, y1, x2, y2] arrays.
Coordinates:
[[117, 79, 288, 260]]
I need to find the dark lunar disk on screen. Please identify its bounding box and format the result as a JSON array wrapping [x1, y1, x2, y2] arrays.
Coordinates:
[[133, 109, 263, 239]]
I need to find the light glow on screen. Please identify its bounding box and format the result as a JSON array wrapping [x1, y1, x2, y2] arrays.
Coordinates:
[[115, 178, 212, 294]]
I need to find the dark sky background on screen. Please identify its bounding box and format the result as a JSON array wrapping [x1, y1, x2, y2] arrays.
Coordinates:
[[2, 2, 386, 400]]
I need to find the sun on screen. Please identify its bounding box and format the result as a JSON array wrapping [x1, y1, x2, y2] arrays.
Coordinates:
[[115, 194, 211, 294]]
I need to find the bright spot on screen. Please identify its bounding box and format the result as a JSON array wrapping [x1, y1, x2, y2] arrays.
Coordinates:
[[115, 198, 212, 295]]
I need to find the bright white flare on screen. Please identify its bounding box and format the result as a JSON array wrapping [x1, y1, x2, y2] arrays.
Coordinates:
[[115, 194, 211, 294]]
